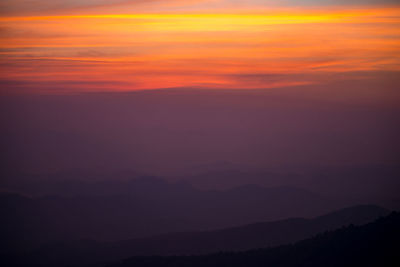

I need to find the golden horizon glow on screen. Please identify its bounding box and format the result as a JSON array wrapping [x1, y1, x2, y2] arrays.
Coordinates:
[[1, 7, 400, 93], [2, 7, 399, 22]]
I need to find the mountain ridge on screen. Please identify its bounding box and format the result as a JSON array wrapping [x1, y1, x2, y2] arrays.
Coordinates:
[[1, 205, 389, 267], [106, 211, 400, 267]]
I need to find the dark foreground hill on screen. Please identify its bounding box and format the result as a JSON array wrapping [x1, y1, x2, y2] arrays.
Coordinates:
[[0, 205, 388, 267], [107, 211, 400, 267]]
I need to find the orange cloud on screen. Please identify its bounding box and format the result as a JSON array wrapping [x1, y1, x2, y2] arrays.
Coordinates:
[[0, 7, 399, 93]]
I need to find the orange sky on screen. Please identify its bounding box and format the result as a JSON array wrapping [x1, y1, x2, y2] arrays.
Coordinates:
[[0, 3, 399, 93]]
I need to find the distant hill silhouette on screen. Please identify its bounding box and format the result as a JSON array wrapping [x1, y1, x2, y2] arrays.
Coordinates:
[[1, 177, 345, 251], [186, 167, 400, 209], [106, 211, 400, 267], [0, 205, 389, 267]]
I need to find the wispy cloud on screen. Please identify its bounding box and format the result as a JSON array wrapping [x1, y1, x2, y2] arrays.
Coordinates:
[[0, 0, 213, 16], [2, 0, 399, 16], [0, 3, 399, 93]]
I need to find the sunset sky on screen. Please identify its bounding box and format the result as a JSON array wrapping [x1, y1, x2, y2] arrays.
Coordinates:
[[0, 0, 399, 93]]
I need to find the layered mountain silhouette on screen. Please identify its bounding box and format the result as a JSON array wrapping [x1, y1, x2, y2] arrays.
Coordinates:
[[1, 177, 345, 249], [106, 211, 400, 267], [1, 205, 389, 267], [186, 167, 400, 209]]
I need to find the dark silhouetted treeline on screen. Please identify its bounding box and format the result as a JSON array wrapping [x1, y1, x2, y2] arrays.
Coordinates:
[[107, 212, 400, 267]]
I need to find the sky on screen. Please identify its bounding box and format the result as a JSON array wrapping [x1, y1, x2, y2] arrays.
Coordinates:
[[0, 0, 399, 93], [0, 1, 399, 204]]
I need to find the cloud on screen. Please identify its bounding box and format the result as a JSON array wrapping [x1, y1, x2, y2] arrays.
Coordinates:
[[0, 1, 134, 15], [285, 0, 399, 6], [168, 0, 400, 11], [2, 0, 398, 16], [0, 0, 196, 16], [221, 0, 399, 6]]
